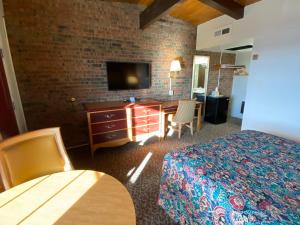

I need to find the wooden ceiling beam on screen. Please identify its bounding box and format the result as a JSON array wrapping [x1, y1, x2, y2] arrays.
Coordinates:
[[199, 0, 244, 20], [140, 0, 183, 29]]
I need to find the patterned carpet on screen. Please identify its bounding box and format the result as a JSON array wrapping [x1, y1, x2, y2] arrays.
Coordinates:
[[68, 119, 241, 225]]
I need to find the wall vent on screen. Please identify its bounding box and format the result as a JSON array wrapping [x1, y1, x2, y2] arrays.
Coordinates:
[[214, 26, 231, 37], [222, 27, 230, 35], [214, 30, 222, 37]]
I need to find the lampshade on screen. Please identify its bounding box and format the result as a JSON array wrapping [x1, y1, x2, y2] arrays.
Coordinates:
[[170, 60, 181, 72]]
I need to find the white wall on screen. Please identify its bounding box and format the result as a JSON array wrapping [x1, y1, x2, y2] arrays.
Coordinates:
[[242, 31, 300, 141], [197, 0, 300, 142], [0, 0, 27, 133]]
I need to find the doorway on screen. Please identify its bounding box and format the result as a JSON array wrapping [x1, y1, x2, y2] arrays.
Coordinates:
[[0, 53, 19, 139]]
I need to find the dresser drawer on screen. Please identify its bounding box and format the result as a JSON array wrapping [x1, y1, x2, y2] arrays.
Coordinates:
[[148, 123, 159, 133], [132, 105, 160, 117], [133, 126, 149, 136], [132, 124, 159, 136], [92, 130, 128, 144], [132, 115, 160, 127], [91, 119, 127, 134], [90, 109, 126, 123]]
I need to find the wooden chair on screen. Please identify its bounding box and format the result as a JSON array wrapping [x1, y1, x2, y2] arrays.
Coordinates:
[[172, 100, 196, 139], [0, 127, 73, 190]]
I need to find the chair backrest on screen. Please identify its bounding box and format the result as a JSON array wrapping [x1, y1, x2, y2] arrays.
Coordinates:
[[173, 100, 196, 123], [0, 127, 73, 190]]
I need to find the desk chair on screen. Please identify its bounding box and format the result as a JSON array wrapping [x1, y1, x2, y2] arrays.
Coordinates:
[[0, 128, 73, 190], [171, 100, 196, 139]]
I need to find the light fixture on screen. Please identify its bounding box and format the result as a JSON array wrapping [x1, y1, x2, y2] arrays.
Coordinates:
[[170, 60, 181, 72], [169, 59, 182, 96]]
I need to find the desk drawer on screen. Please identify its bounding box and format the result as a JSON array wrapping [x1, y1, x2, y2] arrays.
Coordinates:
[[91, 119, 127, 134], [164, 106, 178, 113], [132, 124, 159, 136], [132, 115, 159, 127], [90, 109, 126, 123], [132, 105, 160, 117], [92, 130, 128, 144]]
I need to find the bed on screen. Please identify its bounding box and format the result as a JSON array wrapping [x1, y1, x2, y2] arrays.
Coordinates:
[[158, 130, 300, 224]]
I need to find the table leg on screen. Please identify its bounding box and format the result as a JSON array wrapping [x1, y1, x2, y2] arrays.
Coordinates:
[[197, 104, 202, 131]]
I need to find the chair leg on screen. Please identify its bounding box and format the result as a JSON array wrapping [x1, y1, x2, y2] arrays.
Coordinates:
[[190, 122, 193, 136], [178, 123, 182, 139]]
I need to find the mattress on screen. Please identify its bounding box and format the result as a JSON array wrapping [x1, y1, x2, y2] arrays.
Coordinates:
[[158, 130, 300, 224]]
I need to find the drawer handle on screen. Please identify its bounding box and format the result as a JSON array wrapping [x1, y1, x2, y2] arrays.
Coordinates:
[[143, 128, 148, 132], [106, 134, 117, 139], [106, 124, 115, 129], [143, 109, 151, 113], [105, 114, 115, 119]]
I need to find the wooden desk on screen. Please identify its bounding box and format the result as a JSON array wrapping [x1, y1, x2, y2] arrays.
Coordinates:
[[0, 170, 136, 225], [161, 101, 203, 138]]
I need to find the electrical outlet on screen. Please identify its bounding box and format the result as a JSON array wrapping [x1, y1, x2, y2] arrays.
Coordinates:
[[169, 90, 174, 96], [252, 54, 259, 60]]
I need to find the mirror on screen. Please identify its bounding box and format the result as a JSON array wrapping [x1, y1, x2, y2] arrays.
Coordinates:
[[191, 56, 209, 95], [193, 64, 207, 89]]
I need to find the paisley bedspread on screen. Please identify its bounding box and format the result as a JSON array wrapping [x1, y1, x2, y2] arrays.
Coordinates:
[[158, 130, 300, 224]]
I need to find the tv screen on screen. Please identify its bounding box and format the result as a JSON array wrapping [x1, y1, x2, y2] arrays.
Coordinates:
[[106, 62, 151, 90]]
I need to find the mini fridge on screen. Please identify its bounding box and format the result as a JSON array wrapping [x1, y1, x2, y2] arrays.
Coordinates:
[[204, 96, 230, 124]]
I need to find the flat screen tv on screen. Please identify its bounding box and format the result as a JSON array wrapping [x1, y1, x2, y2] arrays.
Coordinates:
[[106, 62, 151, 90]]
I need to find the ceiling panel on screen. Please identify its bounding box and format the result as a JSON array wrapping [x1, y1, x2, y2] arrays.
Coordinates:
[[170, 0, 222, 25], [110, 0, 261, 25]]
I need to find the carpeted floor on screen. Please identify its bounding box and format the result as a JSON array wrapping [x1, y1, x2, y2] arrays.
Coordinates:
[[67, 119, 241, 225]]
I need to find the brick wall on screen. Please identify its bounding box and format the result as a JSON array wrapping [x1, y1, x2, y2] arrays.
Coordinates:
[[196, 51, 236, 96], [3, 0, 197, 147]]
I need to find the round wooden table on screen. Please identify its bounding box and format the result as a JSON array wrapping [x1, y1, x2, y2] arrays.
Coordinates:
[[0, 170, 136, 225]]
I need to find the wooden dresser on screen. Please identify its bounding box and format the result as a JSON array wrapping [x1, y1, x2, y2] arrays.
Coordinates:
[[85, 100, 161, 155]]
